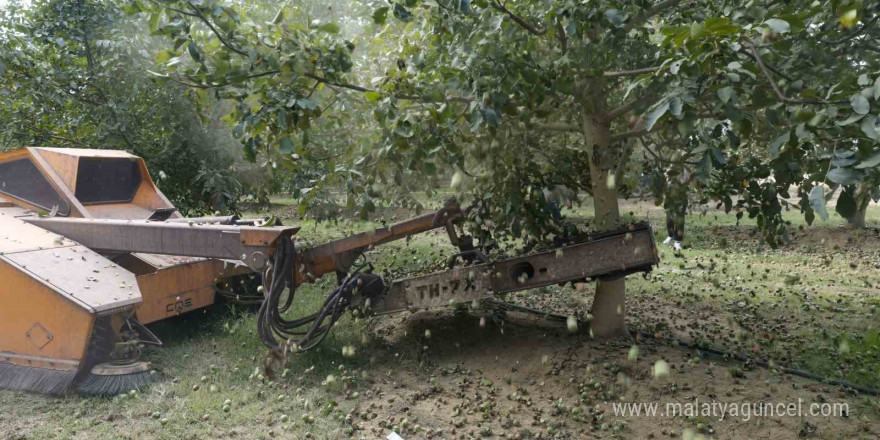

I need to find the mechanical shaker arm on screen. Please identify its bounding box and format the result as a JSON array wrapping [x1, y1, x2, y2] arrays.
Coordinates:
[[22, 216, 299, 271], [23, 199, 466, 285], [294, 200, 464, 284]]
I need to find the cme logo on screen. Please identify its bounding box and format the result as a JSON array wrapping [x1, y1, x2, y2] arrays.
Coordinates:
[[166, 297, 194, 314]]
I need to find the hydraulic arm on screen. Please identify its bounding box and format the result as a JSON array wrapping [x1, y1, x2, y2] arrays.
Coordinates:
[[22, 202, 658, 352]]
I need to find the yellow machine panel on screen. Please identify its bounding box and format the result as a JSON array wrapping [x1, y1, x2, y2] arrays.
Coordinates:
[[114, 254, 225, 324]]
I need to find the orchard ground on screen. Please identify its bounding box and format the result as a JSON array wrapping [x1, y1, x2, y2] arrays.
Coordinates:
[[1, 196, 879, 440]]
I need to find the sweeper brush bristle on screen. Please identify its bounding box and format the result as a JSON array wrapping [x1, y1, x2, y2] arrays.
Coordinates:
[[0, 316, 158, 396], [0, 362, 78, 395], [77, 370, 157, 396]]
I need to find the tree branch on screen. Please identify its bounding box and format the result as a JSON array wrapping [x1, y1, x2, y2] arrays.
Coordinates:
[[604, 94, 656, 122], [159, 69, 473, 104], [148, 0, 198, 17], [490, 0, 547, 36], [186, 2, 247, 56], [610, 129, 647, 142], [157, 69, 283, 88], [642, 140, 701, 165], [625, 0, 683, 31], [747, 39, 845, 105], [820, 14, 880, 45], [737, 48, 793, 82], [534, 121, 582, 132], [603, 67, 660, 77], [555, 20, 568, 52]]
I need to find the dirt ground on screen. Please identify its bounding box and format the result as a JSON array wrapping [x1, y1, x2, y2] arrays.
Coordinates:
[[349, 302, 877, 440]]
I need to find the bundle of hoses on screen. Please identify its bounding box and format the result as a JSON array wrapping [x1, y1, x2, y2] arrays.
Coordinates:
[[256, 237, 359, 352]]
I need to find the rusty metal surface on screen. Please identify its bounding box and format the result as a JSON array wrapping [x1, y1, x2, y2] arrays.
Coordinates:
[[298, 202, 462, 282], [376, 266, 495, 313], [4, 245, 142, 313], [166, 216, 238, 225], [363, 224, 658, 314], [491, 225, 657, 293], [21, 216, 299, 271]]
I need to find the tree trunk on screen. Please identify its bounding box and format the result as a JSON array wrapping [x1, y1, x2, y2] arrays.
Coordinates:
[[848, 182, 869, 229], [581, 110, 628, 338], [850, 205, 867, 228]]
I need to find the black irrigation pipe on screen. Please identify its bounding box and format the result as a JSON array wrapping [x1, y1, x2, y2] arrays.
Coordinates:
[[632, 330, 879, 397], [488, 300, 880, 396]]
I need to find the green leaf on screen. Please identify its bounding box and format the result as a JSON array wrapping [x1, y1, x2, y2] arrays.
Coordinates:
[[272, 9, 284, 24], [860, 115, 879, 140], [318, 22, 340, 34], [835, 187, 857, 220], [765, 18, 790, 34], [705, 17, 741, 35], [604, 9, 624, 27], [831, 156, 858, 167], [836, 113, 865, 126], [769, 131, 789, 159], [148, 12, 160, 33], [280, 137, 295, 154], [809, 186, 829, 222], [644, 101, 670, 131], [372, 7, 389, 25], [392, 4, 413, 22], [154, 50, 174, 64], [855, 151, 880, 169], [711, 148, 726, 165], [827, 168, 862, 185], [670, 98, 682, 117], [187, 41, 201, 64], [450, 170, 463, 188], [717, 86, 734, 104], [297, 99, 318, 110], [850, 94, 870, 115], [277, 109, 287, 130], [364, 91, 381, 102], [482, 108, 502, 126]]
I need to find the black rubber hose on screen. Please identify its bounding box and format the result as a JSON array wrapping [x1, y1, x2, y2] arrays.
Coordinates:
[[257, 236, 363, 352], [632, 331, 880, 396]]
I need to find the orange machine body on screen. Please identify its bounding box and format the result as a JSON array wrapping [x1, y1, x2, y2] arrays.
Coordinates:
[[0, 147, 233, 374]]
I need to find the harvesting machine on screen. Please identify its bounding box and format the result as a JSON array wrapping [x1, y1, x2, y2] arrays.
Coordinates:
[[0, 147, 659, 395]]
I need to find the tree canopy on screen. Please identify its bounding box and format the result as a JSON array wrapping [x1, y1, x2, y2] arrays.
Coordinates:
[[4, 0, 880, 335]]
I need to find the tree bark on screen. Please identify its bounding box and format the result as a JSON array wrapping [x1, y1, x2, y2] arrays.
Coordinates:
[[848, 182, 870, 229], [581, 109, 628, 338]]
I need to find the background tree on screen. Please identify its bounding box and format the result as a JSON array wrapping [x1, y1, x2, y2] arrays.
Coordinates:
[[0, 0, 249, 214]]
